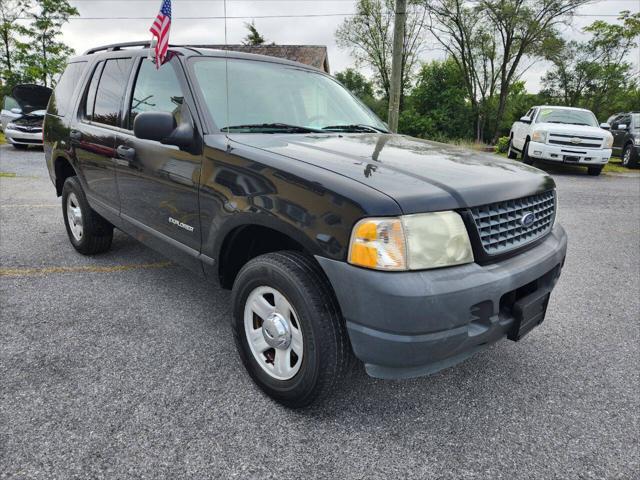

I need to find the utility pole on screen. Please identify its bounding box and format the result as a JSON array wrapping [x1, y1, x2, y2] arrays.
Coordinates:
[[387, 0, 406, 133]]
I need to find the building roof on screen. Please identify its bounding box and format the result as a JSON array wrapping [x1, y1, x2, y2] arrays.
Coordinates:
[[189, 45, 330, 73]]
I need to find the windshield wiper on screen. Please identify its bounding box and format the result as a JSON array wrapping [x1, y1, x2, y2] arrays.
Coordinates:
[[322, 124, 388, 133], [222, 123, 323, 133]]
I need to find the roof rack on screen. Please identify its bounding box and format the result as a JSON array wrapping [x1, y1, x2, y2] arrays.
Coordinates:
[[83, 41, 206, 56]]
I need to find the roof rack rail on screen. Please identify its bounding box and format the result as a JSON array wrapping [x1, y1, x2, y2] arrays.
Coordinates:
[[84, 41, 154, 55]]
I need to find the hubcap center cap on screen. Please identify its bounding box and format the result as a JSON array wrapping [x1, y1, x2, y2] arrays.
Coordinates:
[[262, 313, 291, 349]]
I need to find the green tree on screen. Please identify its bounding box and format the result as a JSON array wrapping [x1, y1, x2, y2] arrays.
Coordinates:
[[426, 0, 588, 142], [242, 20, 266, 46], [335, 68, 387, 119], [398, 58, 473, 140], [18, 0, 78, 87], [0, 0, 29, 92], [541, 11, 640, 119], [335, 0, 428, 106]]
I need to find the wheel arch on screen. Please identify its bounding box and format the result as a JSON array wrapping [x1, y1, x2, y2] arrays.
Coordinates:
[[53, 155, 78, 197]]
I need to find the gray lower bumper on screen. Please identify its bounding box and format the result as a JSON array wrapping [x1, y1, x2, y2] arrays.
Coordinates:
[[316, 225, 568, 379]]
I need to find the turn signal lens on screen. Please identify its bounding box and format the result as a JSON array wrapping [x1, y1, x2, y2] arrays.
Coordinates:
[[348, 218, 407, 270]]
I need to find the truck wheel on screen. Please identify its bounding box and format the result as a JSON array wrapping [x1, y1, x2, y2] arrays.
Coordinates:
[[522, 140, 534, 165], [587, 166, 603, 176], [507, 139, 518, 159], [62, 176, 113, 254], [622, 144, 638, 168], [231, 251, 351, 408]]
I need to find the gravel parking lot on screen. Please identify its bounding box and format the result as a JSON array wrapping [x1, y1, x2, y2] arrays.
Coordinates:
[[1, 143, 639, 479]]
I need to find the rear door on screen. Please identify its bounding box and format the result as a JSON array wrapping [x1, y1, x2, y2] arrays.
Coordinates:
[[73, 57, 133, 211], [611, 114, 630, 155], [114, 56, 203, 270]]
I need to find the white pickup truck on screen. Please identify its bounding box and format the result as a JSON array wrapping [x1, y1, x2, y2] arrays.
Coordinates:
[[508, 105, 614, 176]]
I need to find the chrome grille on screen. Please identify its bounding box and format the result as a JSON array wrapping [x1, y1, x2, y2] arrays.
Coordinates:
[[470, 190, 555, 255], [548, 133, 603, 149]]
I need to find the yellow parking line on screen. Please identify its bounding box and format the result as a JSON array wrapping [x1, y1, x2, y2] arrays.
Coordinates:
[[0, 204, 58, 208], [0, 261, 173, 277]]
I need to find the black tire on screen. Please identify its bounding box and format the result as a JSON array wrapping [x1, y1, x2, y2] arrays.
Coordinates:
[[12, 144, 28, 150], [522, 140, 534, 165], [231, 251, 351, 408], [621, 143, 638, 168], [61, 176, 113, 254], [507, 138, 518, 159], [587, 166, 603, 176]]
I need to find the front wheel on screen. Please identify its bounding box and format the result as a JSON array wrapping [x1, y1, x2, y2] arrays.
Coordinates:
[[62, 176, 114, 254], [622, 144, 638, 168], [507, 139, 518, 159], [522, 140, 534, 165], [587, 166, 603, 176], [231, 251, 351, 408]]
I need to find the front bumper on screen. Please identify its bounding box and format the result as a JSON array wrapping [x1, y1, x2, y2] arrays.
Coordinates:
[[316, 225, 568, 379], [5, 127, 43, 146], [528, 141, 610, 165]]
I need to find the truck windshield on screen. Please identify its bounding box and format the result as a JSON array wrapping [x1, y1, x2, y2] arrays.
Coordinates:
[[190, 57, 387, 133], [535, 108, 598, 127]]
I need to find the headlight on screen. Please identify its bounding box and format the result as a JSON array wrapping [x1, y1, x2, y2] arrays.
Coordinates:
[[531, 130, 547, 143], [6, 122, 16, 129], [604, 135, 613, 148], [348, 211, 474, 271]]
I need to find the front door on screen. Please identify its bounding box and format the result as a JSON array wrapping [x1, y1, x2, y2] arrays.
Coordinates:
[[114, 57, 202, 270], [73, 58, 133, 211]]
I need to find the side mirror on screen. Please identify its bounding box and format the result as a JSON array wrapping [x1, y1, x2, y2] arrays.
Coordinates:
[[600, 123, 611, 130], [133, 111, 194, 149], [520, 116, 531, 124], [10, 107, 22, 115], [617, 123, 628, 130]]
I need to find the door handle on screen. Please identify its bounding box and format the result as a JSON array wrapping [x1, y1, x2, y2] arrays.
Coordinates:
[[116, 145, 136, 162], [70, 129, 82, 141]]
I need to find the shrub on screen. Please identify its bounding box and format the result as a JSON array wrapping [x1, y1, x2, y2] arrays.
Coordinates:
[[495, 136, 510, 154]]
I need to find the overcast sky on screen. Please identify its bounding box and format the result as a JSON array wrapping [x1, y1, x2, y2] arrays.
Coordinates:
[[55, 0, 640, 93]]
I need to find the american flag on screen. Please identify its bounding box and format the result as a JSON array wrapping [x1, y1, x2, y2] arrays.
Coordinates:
[[150, 0, 171, 68]]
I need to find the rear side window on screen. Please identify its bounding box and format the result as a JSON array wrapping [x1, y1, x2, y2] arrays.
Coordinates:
[[49, 61, 87, 117], [129, 59, 184, 127], [92, 58, 133, 126]]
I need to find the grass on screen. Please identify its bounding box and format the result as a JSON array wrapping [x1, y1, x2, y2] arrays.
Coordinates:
[[0, 131, 5, 144], [0, 172, 16, 177]]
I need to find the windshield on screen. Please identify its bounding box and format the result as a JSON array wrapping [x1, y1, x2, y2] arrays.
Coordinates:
[[190, 57, 387, 133], [535, 108, 598, 127]]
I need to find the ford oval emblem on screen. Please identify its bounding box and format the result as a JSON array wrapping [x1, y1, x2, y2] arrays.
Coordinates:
[[521, 212, 535, 227]]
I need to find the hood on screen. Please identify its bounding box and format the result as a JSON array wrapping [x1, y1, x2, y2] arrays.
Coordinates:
[[536, 122, 611, 138], [11, 84, 52, 113], [227, 133, 555, 214]]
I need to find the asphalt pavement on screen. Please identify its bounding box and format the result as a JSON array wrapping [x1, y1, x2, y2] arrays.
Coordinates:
[[1, 143, 638, 479]]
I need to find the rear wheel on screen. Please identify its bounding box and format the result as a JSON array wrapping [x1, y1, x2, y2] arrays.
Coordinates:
[[587, 166, 603, 176], [507, 138, 518, 159], [231, 251, 351, 408], [62, 176, 113, 254], [12, 144, 28, 150], [522, 140, 534, 165], [622, 144, 638, 168]]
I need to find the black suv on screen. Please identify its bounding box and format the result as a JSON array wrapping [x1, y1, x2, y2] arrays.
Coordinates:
[[607, 112, 639, 168], [44, 43, 567, 407]]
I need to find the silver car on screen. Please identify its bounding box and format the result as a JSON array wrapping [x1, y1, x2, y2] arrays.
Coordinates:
[[2, 84, 52, 149]]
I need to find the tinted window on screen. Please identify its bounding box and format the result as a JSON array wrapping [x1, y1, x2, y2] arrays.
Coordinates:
[[617, 115, 631, 128], [83, 62, 103, 121], [93, 58, 133, 126], [129, 59, 184, 127], [49, 62, 87, 117]]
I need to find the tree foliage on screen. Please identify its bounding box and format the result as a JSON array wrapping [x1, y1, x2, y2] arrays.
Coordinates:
[[242, 21, 267, 46], [541, 11, 640, 119], [335, 0, 428, 104], [335, 68, 388, 119]]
